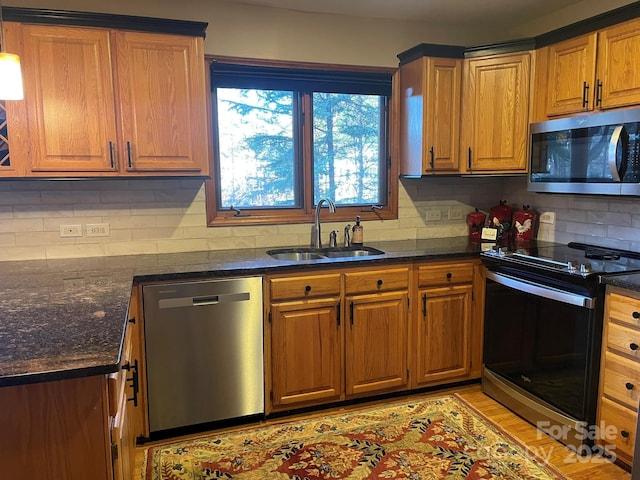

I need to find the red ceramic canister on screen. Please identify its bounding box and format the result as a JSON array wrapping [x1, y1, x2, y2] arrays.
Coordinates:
[[467, 208, 487, 241], [512, 205, 537, 243], [489, 200, 512, 242]]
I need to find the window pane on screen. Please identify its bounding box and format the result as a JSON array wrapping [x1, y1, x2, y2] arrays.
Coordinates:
[[313, 93, 383, 205], [216, 88, 297, 208]]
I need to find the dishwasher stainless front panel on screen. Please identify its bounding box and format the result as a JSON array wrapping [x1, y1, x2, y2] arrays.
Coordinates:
[[143, 277, 264, 433]]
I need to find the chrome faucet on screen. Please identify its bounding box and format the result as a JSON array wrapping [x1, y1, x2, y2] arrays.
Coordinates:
[[344, 224, 351, 247], [313, 198, 336, 248]]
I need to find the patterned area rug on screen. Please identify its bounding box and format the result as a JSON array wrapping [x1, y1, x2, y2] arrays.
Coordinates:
[[143, 394, 568, 479]]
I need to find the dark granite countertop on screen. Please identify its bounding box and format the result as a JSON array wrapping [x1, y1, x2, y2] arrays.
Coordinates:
[[0, 237, 483, 387], [602, 272, 640, 293]]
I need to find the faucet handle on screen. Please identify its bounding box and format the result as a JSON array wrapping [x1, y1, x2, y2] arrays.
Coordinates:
[[344, 224, 351, 247], [329, 230, 338, 248]]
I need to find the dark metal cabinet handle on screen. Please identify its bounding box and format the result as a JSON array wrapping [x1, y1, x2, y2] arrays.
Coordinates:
[[625, 382, 634, 390], [305, 285, 312, 293], [446, 272, 452, 280], [633, 311, 640, 320], [337, 302, 340, 326], [422, 293, 427, 318], [122, 359, 139, 407], [595, 79, 603, 106], [468, 147, 472, 170], [582, 81, 589, 108], [350, 301, 354, 325], [630, 343, 639, 351], [126, 141, 133, 168], [108, 141, 115, 169], [377, 279, 383, 287], [429, 146, 435, 169], [128, 316, 136, 324], [621, 430, 630, 438]]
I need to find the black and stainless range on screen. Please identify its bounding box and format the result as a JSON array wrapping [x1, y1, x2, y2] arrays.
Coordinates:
[[481, 241, 640, 452]]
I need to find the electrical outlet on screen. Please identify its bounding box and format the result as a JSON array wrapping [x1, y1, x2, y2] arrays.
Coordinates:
[[448, 208, 462, 220], [87, 223, 110, 237], [426, 210, 442, 221], [539, 212, 556, 225], [60, 225, 82, 237]]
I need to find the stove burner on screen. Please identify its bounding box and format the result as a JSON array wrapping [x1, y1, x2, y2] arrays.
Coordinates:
[[584, 248, 620, 261]]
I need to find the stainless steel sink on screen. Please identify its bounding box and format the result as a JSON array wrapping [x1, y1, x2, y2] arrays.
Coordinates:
[[267, 246, 384, 261], [323, 247, 385, 258], [266, 248, 325, 261], [268, 251, 326, 261]]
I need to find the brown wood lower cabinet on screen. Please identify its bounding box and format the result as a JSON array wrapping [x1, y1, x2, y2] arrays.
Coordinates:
[[266, 260, 482, 414], [412, 261, 478, 388], [270, 297, 343, 407], [597, 286, 640, 467], [0, 290, 142, 480], [346, 289, 409, 396]]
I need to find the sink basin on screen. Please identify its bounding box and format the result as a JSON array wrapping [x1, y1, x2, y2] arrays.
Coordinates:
[[267, 248, 325, 261], [267, 246, 385, 261], [323, 247, 385, 258]]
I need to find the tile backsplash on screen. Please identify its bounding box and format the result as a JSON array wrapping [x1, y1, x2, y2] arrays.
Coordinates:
[[0, 176, 639, 260]]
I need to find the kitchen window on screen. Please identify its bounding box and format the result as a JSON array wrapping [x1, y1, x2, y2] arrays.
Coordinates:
[[205, 57, 397, 226]]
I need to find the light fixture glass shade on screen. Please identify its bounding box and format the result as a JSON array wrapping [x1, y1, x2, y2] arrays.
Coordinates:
[[0, 52, 23, 100]]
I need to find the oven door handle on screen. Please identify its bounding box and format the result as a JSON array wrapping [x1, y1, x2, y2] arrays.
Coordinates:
[[486, 271, 596, 309]]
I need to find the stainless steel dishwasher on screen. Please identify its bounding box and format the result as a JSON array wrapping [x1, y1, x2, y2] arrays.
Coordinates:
[[143, 277, 263, 434]]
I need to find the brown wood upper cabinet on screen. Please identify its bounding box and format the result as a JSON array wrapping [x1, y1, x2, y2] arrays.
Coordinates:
[[399, 56, 462, 175], [542, 18, 640, 117], [460, 52, 531, 174], [4, 22, 209, 177]]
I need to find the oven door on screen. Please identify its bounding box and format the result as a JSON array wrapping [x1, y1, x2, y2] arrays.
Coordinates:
[[483, 270, 602, 425]]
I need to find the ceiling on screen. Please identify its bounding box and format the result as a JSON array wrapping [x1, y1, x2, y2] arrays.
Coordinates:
[[221, 0, 588, 25]]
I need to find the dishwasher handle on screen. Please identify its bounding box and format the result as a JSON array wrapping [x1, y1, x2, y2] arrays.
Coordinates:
[[159, 292, 251, 309]]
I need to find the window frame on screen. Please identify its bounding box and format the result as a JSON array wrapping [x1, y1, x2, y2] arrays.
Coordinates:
[[204, 56, 398, 227]]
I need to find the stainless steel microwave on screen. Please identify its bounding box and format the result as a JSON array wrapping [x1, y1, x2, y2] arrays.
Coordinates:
[[528, 108, 640, 195]]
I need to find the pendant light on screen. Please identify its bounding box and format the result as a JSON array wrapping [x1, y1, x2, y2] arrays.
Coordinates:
[[0, 1, 23, 100]]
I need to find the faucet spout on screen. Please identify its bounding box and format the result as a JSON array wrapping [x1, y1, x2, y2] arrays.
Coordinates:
[[313, 198, 336, 248]]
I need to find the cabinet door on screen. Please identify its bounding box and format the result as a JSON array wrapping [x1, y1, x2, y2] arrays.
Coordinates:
[[115, 31, 209, 173], [415, 285, 472, 386], [271, 297, 343, 408], [111, 383, 135, 480], [21, 25, 118, 172], [127, 285, 147, 439], [345, 291, 408, 396], [399, 57, 461, 175], [461, 53, 530, 173], [428, 57, 461, 172], [546, 33, 597, 115], [597, 19, 640, 110]]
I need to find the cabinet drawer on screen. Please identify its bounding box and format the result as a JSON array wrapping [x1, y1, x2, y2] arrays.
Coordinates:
[[344, 267, 409, 294], [418, 262, 474, 287], [599, 397, 636, 461], [270, 273, 341, 301], [602, 351, 640, 410], [608, 292, 640, 329], [607, 321, 640, 360]]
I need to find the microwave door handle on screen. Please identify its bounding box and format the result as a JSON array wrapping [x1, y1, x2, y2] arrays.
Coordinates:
[[608, 125, 624, 181]]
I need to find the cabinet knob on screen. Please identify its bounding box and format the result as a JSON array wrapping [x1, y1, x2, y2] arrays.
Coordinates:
[[621, 430, 630, 439], [305, 285, 312, 292], [446, 272, 452, 279], [377, 279, 383, 287], [633, 311, 640, 320], [626, 382, 635, 391], [631, 343, 639, 351]]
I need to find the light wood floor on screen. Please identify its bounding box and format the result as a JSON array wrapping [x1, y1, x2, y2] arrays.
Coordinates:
[[134, 384, 631, 479]]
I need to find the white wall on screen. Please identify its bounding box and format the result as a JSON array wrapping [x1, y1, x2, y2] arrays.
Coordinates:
[[502, 177, 640, 252]]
